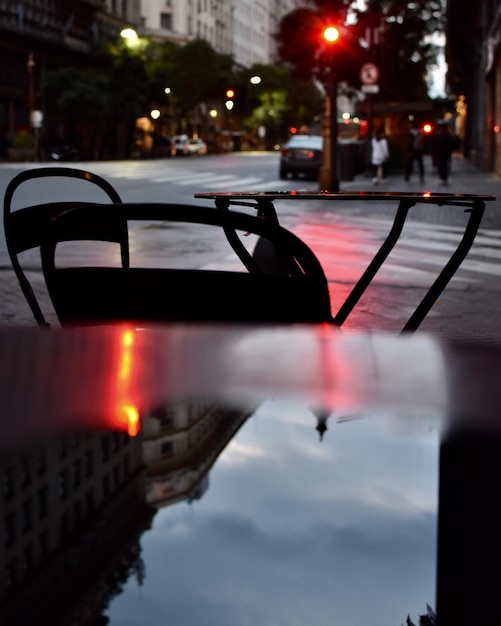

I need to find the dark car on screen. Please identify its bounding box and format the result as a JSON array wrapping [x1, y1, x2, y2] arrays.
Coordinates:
[[279, 135, 323, 179], [279, 135, 367, 181]]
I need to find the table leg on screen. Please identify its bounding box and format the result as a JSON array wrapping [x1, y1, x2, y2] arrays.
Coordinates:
[[333, 200, 413, 326], [401, 201, 485, 332]]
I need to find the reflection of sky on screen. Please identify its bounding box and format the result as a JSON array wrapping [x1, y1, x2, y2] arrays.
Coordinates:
[[106, 401, 438, 626]]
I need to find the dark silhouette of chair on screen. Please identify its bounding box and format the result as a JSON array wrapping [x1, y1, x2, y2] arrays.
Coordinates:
[[40, 203, 333, 326], [3, 167, 129, 327]]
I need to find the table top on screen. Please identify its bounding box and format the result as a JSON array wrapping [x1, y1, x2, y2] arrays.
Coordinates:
[[1, 323, 500, 625], [1, 323, 499, 440], [194, 190, 496, 204]]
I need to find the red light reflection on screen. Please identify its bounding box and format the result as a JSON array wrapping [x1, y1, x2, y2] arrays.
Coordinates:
[[115, 328, 140, 436]]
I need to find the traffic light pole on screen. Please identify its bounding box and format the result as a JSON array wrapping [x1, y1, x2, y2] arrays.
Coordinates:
[[318, 26, 340, 192], [329, 76, 339, 192], [319, 74, 339, 192]]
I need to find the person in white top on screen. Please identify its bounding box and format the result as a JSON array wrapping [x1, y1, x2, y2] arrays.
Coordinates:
[[371, 129, 390, 184]]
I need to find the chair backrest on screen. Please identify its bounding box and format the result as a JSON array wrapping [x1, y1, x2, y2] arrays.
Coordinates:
[[3, 167, 128, 327], [41, 203, 333, 325]]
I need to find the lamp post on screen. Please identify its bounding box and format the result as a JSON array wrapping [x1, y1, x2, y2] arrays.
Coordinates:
[[27, 52, 35, 129], [318, 26, 340, 192]]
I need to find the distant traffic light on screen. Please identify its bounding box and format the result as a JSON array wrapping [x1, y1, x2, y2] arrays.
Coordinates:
[[225, 89, 235, 111], [423, 123, 433, 134]]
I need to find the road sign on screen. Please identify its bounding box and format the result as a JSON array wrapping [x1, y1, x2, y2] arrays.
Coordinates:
[[360, 63, 379, 85], [361, 84, 380, 94]]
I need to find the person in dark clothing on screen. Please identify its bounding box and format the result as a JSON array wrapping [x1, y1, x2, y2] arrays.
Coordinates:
[[404, 124, 425, 182], [433, 122, 454, 184]]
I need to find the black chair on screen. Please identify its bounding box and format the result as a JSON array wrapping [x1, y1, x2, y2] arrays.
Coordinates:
[[40, 203, 334, 326], [3, 167, 129, 327]]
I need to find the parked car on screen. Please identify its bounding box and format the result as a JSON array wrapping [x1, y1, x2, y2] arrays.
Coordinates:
[[172, 134, 190, 156], [47, 143, 79, 162], [279, 135, 323, 179], [187, 138, 208, 155], [279, 135, 367, 180]]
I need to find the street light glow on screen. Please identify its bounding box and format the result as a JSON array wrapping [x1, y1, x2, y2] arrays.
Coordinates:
[[120, 28, 138, 40], [250, 75, 262, 85], [150, 109, 160, 120]]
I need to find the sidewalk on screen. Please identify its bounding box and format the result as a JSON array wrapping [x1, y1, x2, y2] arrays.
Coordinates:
[[1, 156, 500, 338], [338, 154, 501, 229]]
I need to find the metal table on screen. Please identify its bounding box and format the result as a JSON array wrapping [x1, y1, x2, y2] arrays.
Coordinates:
[[1, 323, 501, 625], [194, 191, 496, 332]]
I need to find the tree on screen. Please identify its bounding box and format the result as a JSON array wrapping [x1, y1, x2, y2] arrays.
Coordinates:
[[235, 64, 324, 143], [170, 39, 234, 127], [276, 0, 445, 102]]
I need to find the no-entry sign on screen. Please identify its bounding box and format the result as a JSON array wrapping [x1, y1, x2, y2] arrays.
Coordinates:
[[360, 63, 379, 84]]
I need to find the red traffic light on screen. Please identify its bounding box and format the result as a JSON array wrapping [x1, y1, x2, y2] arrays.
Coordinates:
[[423, 123, 433, 134], [225, 89, 235, 98], [323, 26, 340, 43]]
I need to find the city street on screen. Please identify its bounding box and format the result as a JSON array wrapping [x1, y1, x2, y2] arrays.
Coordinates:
[[1, 152, 501, 337]]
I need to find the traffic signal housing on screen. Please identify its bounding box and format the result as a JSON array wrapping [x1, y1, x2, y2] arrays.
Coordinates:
[[225, 89, 235, 111]]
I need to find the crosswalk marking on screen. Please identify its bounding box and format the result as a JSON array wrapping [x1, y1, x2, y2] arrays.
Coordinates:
[[293, 217, 501, 288], [176, 174, 237, 186]]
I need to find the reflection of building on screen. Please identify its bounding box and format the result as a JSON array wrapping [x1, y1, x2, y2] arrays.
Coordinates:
[[142, 401, 254, 508], [0, 430, 154, 625], [0, 399, 255, 622]]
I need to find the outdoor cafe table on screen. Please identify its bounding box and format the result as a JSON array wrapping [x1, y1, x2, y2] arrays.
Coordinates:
[[0, 322, 501, 625], [194, 191, 496, 332]]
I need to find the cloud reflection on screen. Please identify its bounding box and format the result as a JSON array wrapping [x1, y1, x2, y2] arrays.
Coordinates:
[[106, 401, 438, 626]]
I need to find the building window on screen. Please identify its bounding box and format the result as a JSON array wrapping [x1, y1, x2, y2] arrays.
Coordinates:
[[103, 474, 110, 498], [85, 449, 93, 477], [73, 459, 81, 489], [59, 470, 68, 500], [161, 441, 173, 457], [21, 500, 32, 533], [20, 458, 31, 487], [6, 560, 17, 590], [123, 455, 130, 477], [39, 530, 49, 559], [85, 490, 94, 514], [5, 512, 16, 548], [23, 545, 34, 573], [60, 511, 70, 539], [36, 451, 46, 475], [102, 437, 110, 462], [3, 468, 14, 500], [38, 487, 48, 520], [161, 13, 172, 30]]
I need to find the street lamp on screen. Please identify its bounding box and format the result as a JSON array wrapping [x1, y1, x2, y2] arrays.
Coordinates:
[[319, 25, 341, 192]]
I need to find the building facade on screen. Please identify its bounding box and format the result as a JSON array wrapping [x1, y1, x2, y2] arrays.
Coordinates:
[[446, 0, 501, 175], [131, 0, 307, 67], [0, 0, 307, 150]]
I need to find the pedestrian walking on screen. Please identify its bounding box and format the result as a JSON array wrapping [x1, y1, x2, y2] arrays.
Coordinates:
[[405, 123, 425, 182], [371, 129, 390, 184], [433, 121, 455, 185]]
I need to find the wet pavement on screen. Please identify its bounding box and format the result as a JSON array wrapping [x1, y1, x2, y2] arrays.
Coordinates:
[[0, 155, 500, 339]]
